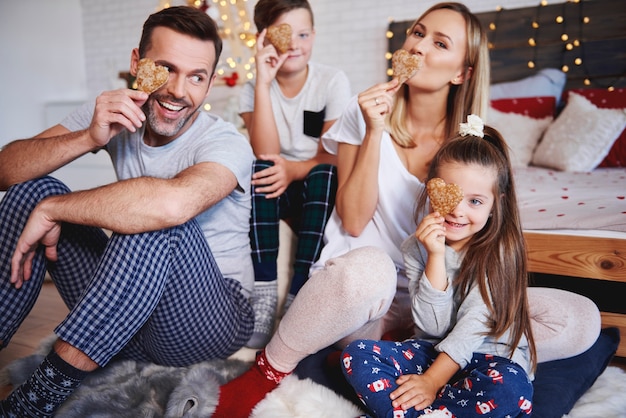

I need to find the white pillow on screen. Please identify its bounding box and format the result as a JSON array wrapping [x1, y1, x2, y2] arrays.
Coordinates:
[[531, 91, 626, 172], [487, 106, 552, 167], [490, 68, 567, 106]]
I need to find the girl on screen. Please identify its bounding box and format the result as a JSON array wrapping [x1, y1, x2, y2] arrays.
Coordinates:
[[342, 120, 536, 417]]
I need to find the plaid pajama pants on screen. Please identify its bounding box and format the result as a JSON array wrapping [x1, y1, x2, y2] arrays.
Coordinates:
[[0, 177, 253, 367], [342, 339, 533, 418], [249, 160, 337, 288]]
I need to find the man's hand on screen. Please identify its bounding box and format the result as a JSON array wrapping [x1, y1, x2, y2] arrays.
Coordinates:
[[11, 202, 61, 289], [251, 154, 296, 199], [89, 89, 148, 148]]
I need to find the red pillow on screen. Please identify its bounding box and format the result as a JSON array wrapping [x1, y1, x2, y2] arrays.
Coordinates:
[[564, 88, 626, 167], [490, 96, 556, 119]]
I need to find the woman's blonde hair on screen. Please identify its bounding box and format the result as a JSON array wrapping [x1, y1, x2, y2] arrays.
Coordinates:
[[388, 2, 490, 147]]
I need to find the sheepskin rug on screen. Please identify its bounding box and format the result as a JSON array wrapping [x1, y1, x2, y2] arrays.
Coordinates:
[[1, 335, 625, 417]]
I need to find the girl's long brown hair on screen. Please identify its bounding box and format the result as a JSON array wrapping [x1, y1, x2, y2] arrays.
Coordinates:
[[416, 126, 537, 371]]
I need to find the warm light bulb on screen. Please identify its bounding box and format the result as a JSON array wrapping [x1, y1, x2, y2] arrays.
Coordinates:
[[583, 17, 590, 24], [574, 58, 582, 65], [561, 65, 569, 72], [541, 0, 547, 6], [528, 38, 536, 46], [203, 103, 212, 111], [584, 79, 591, 86], [556, 16, 564, 24], [608, 86, 615, 92], [386, 68, 394, 77], [532, 21, 539, 29], [489, 22, 496, 30], [386, 31, 393, 39], [561, 33, 568, 41], [528, 61, 535, 68], [566, 43, 573, 50], [385, 52, 392, 60], [573, 39, 580, 47]]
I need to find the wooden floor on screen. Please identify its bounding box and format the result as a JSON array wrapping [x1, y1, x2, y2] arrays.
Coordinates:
[[0, 281, 69, 370], [2, 281, 625, 373]]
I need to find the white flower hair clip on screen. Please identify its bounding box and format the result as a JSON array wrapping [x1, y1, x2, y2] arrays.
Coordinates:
[[459, 114, 484, 138]]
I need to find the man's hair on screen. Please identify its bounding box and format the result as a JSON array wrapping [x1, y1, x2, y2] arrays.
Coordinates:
[[139, 6, 223, 73], [253, 0, 314, 33]]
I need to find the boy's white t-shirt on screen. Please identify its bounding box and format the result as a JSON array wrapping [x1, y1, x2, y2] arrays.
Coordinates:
[[312, 97, 425, 289], [239, 61, 351, 161]]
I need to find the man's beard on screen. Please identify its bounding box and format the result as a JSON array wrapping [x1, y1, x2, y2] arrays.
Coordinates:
[[143, 95, 198, 137]]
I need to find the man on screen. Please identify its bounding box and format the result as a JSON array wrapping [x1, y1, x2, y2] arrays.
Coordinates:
[[0, 6, 254, 417]]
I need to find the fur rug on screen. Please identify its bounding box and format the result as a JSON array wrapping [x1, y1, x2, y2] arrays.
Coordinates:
[[1, 336, 625, 417]]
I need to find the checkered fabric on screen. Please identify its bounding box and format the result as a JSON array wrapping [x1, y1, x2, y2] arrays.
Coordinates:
[[249, 161, 337, 286], [0, 177, 253, 367]]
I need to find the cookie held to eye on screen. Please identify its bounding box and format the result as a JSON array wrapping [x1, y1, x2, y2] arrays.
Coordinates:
[[266, 23, 292, 54], [391, 49, 422, 84], [426, 178, 463, 217], [136, 58, 169, 94]]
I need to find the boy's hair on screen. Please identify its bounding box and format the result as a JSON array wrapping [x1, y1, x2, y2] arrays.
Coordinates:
[[253, 0, 314, 32], [416, 126, 537, 370], [388, 2, 490, 147], [139, 6, 223, 74]]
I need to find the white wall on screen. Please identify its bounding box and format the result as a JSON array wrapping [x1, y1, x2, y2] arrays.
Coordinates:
[[0, 0, 544, 192]]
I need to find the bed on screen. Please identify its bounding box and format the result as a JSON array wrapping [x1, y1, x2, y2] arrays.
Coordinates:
[[388, 0, 626, 356]]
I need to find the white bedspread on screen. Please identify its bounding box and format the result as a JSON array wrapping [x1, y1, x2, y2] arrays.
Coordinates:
[[514, 167, 626, 232]]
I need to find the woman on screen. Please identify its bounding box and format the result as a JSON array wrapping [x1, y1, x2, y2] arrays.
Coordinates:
[[213, 4, 600, 416]]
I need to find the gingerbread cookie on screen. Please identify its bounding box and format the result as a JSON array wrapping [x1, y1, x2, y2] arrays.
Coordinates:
[[136, 58, 169, 94], [391, 49, 422, 84], [426, 178, 463, 217], [266, 23, 292, 54]]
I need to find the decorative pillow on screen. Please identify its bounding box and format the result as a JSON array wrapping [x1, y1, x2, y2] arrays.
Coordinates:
[[490, 96, 556, 119], [531, 327, 619, 418], [564, 88, 626, 168], [490, 68, 567, 106], [487, 106, 552, 167], [531, 91, 626, 172]]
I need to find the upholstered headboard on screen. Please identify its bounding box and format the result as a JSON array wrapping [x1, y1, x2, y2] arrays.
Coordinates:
[[387, 0, 626, 90]]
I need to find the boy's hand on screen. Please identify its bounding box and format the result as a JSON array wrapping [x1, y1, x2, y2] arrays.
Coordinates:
[[251, 154, 295, 199], [254, 29, 289, 86]]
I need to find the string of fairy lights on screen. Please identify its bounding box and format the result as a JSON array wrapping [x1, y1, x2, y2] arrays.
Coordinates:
[[386, 0, 622, 91], [157, 0, 257, 86]]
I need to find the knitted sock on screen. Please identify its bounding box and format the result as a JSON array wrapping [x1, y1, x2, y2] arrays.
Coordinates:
[[247, 280, 278, 349], [212, 349, 290, 417], [0, 349, 88, 417]]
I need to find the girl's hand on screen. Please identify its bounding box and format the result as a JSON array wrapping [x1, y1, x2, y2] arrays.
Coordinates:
[[356, 78, 401, 131], [251, 154, 294, 198], [415, 212, 446, 255], [254, 29, 289, 87], [390, 373, 439, 412]]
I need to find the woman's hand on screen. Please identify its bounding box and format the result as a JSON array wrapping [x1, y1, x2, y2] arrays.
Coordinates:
[[390, 373, 439, 412], [356, 78, 401, 131]]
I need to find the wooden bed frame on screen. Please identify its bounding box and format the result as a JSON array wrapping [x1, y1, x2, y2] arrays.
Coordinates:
[[388, 0, 626, 357]]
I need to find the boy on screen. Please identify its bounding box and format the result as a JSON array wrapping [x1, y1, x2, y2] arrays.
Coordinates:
[[240, 0, 351, 348]]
